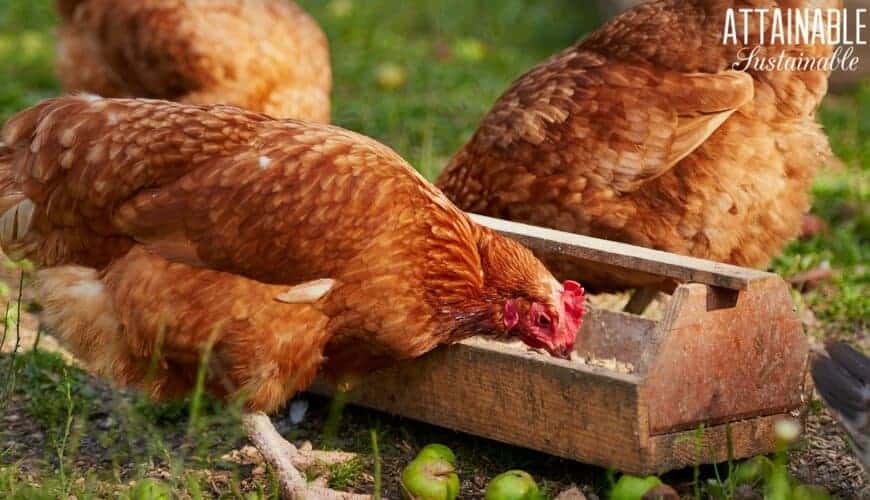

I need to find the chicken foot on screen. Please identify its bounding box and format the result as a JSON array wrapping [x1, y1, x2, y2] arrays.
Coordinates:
[[242, 412, 371, 500]]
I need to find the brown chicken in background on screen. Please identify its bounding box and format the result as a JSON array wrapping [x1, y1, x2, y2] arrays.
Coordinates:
[[438, 0, 837, 291], [0, 95, 585, 498], [55, 0, 332, 122]]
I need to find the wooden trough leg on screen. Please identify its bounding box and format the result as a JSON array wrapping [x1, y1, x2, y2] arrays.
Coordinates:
[[623, 286, 659, 315]]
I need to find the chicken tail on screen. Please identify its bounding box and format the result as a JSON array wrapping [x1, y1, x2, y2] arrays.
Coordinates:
[[811, 342, 870, 470], [33, 266, 121, 372], [33, 263, 187, 399], [0, 142, 31, 251], [0, 97, 141, 266], [0, 97, 71, 215], [0, 142, 22, 211]]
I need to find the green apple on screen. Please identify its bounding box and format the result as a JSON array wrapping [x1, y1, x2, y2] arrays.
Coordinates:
[[416, 444, 456, 465], [375, 63, 406, 90], [609, 475, 663, 500], [453, 38, 487, 62], [792, 485, 832, 500], [401, 457, 460, 500], [484, 470, 543, 500]]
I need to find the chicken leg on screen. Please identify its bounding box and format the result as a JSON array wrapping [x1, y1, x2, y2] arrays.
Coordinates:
[[242, 412, 371, 500]]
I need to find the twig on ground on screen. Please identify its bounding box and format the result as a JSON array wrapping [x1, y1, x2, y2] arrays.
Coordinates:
[[371, 429, 381, 500], [789, 267, 835, 291]]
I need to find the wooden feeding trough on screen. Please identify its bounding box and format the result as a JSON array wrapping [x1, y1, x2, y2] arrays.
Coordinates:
[[313, 214, 809, 474]]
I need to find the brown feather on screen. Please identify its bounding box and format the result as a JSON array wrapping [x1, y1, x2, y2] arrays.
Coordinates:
[[6, 96, 570, 396], [55, 0, 331, 122], [35, 247, 334, 412], [437, 0, 837, 290]]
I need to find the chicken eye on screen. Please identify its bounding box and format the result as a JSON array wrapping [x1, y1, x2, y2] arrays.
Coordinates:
[[536, 314, 551, 328]]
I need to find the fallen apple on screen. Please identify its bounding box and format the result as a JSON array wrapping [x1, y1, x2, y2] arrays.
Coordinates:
[[609, 475, 663, 500], [484, 470, 544, 500], [792, 485, 832, 500], [416, 444, 457, 465], [401, 457, 460, 500], [375, 62, 407, 90]]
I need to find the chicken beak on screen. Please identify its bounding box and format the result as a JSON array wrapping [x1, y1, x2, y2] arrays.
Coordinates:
[[552, 345, 572, 360]]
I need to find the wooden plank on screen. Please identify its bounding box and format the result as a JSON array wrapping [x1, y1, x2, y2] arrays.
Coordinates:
[[308, 282, 804, 473], [311, 338, 648, 472], [470, 214, 774, 290], [641, 280, 808, 435], [641, 413, 792, 474], [574, 307, 658, 373]]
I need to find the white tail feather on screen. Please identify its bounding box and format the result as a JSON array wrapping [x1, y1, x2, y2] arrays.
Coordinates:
[[33, 266, 121, 374], [0, 198, 35, 244]]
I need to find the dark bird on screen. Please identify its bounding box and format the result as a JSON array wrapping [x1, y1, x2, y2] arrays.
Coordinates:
[[811, 342, 870, 470]]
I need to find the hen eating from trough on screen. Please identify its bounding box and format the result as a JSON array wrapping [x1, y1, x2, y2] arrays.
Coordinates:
[[437, 0, 838, 292], [0, 95, 585, 498], [55, 0, 332, 122]]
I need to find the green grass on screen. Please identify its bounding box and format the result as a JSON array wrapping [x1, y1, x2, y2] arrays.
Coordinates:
[[298, 0, 600, 178], [772, 85, 869, 337], [0, 2, 58, 122], [1, 348, 259, 497], [327, 457, 367, 491], [0, 0, 867, 498]]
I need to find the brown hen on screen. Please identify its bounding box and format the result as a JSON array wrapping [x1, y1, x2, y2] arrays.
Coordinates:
[[438, 0, 837, 291], [56, 0, 331, 122], [0, 95, 585, 498]]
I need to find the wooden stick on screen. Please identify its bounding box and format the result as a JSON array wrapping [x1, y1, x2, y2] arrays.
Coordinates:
[[471, 214, 775, 290]]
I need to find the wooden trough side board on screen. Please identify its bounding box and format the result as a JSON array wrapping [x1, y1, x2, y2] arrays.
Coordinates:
[[312, 216, 808, 474], [313, 340, 648, 471]]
